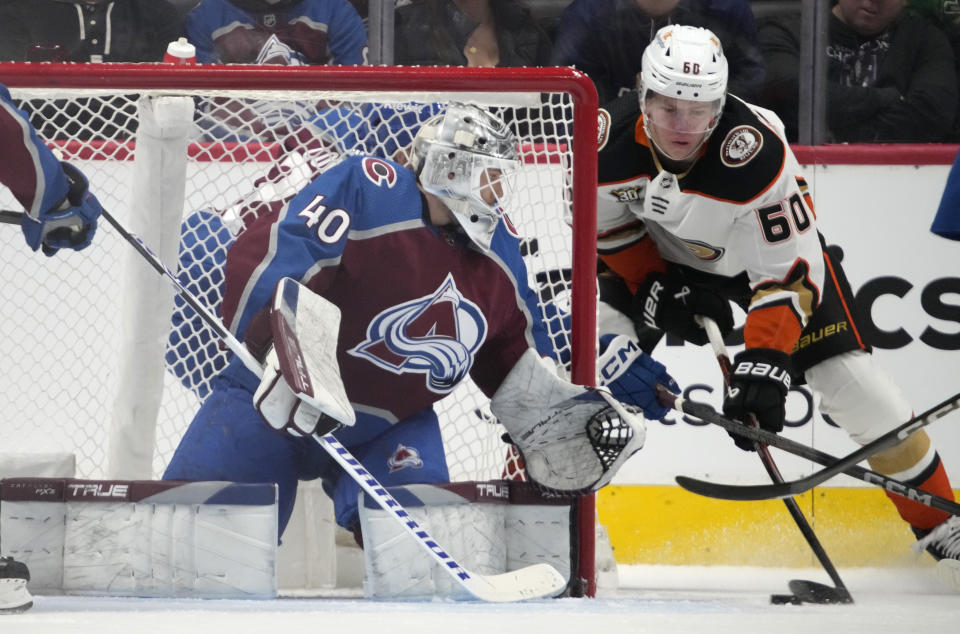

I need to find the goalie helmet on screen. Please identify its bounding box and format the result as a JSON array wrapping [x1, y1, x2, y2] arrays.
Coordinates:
[[639, 25, 728, 161], [410, 104, 519, 252]]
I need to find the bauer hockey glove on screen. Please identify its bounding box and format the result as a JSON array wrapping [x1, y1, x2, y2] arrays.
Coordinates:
[[722, 348, 792, 451], [598, 334, 679, 420], [254, 346, 343, 438], [632, 272, 733, 346], [21, 162, 103, 256]]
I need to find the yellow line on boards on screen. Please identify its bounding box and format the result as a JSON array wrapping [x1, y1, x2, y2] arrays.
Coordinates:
[[597, 485, 957, 568]]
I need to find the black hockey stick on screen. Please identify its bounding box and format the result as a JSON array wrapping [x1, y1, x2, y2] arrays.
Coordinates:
[[658, 389, 960, 514], [698, 317, 852, 605], [664, 386, 960, 504]]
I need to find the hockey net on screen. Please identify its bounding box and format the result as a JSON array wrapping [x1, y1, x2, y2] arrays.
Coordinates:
[[0, 63, 599, 594]]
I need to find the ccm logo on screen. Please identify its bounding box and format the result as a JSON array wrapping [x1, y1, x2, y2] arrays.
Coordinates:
[[733, 361, 791, 390], [66, 484, 129, 498], [599, 339, 640, 382]]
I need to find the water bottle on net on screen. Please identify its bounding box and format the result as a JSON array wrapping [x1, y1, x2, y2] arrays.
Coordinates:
[[164, 37, 197, 65]]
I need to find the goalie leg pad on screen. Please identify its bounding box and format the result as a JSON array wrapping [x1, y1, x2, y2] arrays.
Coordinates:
[[358, 481, 573, 600], [491, 349, 646, 496]]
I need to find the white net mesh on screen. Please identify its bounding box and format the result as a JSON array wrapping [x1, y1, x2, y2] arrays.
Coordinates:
[[0, 66, 593, 488]]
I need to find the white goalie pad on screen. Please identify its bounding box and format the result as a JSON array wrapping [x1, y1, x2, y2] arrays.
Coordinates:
[[0, 478, 278, 598], [268, 277, 355, 428], [491, 349, 646, 495], [358, 481, 575, 600]]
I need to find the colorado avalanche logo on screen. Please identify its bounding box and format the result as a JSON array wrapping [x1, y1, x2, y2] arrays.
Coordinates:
[[387, 444, 424, 473], [348, 274, 488, 394], [362, 157, 398, 187]]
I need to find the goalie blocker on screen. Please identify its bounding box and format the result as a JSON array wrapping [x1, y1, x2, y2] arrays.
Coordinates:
[[359, 480, 583, 599]]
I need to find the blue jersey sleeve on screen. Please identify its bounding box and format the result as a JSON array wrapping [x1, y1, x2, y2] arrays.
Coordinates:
[[0, 83, 69, 219], [326, 0, 368, 65], [933, 149, 960, 240], [487, 223, 561, 361], [225, 155, 419, 340]]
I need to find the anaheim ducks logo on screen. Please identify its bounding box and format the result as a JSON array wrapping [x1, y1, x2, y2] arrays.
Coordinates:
[[721, 125, 763, 167], [681, 238, 725, 261], [597, 109, 611, 150]]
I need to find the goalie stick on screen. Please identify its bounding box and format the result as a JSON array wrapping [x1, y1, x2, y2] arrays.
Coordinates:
[[3, 207, 565, 603], [698, 316, 852, 605]]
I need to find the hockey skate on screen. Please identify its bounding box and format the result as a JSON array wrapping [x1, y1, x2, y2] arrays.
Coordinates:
[[913, 516, 960, 592], [0, 557, 32, 614]]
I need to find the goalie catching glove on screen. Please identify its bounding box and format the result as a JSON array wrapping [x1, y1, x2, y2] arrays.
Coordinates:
[[253, 278, 356, 437], [491, 349, 647, 497]]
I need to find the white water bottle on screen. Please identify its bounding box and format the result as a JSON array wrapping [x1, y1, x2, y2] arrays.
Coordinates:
[[164, 37, 197, 65]]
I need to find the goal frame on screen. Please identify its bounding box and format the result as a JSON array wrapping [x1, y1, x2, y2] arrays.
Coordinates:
[[0, 62, 600, 596]]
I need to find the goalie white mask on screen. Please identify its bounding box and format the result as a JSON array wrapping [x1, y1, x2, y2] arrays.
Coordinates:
[[411, 104, 520, 252], [639, 25, 728, 162]]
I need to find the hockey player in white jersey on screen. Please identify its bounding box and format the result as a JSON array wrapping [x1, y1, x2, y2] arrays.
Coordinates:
[[594, 25, 960, 577]]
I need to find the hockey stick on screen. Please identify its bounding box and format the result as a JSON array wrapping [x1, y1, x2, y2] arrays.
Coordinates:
[[698, 316, 852, 605], [659, 389, 960, 514], [36, 207, 564, 603]]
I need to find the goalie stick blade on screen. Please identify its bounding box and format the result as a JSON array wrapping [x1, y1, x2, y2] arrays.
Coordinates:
[[787, 579, 853, 605], [461, 564, 567, 603]]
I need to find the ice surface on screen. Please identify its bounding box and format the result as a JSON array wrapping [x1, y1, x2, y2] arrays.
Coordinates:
[[5, 564, 956, 634]]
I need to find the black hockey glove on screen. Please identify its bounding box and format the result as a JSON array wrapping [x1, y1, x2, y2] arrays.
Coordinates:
[[722, 348, 793, 451], [632, 272, 733, 346]]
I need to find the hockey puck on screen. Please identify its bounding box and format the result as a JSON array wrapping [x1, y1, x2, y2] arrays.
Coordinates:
[[770, 593, 802, 605]]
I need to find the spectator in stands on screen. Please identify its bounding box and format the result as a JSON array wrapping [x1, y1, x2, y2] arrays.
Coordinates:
[[385, 0, 551, 67], [759, 0, 958, 142], [185, 0, 367, 65], [0, 0, 183, 140], [550, 0, 765, 104], [908, 0, 960, 138], [0, 0, 182, 63]]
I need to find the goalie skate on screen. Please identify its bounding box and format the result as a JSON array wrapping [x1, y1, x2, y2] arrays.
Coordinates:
[[0, 557, 32, 614]]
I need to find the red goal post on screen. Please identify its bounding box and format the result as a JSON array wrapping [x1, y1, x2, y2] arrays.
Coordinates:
[[0, 63, 600, 595]]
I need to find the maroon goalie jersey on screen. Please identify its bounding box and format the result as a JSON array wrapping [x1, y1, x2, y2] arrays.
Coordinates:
[[221, 153, 554, 426]]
